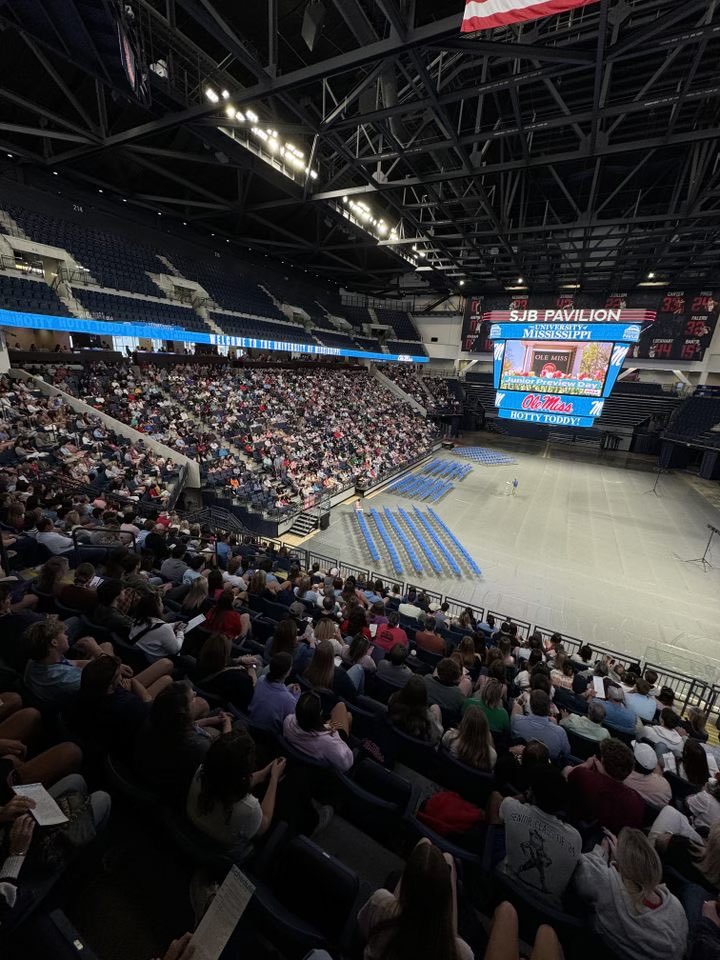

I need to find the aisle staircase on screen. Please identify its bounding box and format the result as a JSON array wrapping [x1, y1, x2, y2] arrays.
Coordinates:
[[287, 512, 317, 537]]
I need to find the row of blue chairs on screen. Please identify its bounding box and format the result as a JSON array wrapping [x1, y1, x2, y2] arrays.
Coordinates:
[[388, 472, 454, 502], [420, 458, 472, 481], [411, 507, 463, 575], [369, 508, 404, 575], [396, 506, 444, 575], [382, 507, 424, 575], [355, 510, 380, 562], [427, 507, 482, 575]]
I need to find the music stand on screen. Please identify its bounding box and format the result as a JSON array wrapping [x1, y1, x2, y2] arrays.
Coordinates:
[[682, 524, 719, 573], [643, 467, 667, 497]]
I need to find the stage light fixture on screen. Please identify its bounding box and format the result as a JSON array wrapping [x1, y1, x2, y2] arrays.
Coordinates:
[[52, 171, 58, 176], [205, 87, 219, 103], [225, 105, 236, 119], [647, 271, 655, 278], [98, 188, 103, 193], [221, 90, 230, 100]]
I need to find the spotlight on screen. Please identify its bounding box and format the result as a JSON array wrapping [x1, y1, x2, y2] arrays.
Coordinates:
[[225, 105, 236, 119], [205, 88, 219, 103], [52, 170, 58, 176], [98, 188, 103, 193], [647, 271, 655, 279]]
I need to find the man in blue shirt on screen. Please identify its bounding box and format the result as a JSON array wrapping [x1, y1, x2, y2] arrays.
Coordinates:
[[590, 684, 636, 734], [249, 653, 300, 734], [23, 619, 122, 704], [624, 678, 658, 724], [511, 690, 571, 763]]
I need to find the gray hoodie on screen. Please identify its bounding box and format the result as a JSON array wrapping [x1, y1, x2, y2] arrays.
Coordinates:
[[575, 846, 688, 960]]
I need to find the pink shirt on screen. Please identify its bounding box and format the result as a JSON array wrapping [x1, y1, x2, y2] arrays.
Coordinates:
[[282, 715, 354, 772]]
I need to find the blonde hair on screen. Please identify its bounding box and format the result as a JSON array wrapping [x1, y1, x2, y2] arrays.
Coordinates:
[[181, 576, 209, 610], [314, 619, 338, 642], [615, 828, 662, 906]]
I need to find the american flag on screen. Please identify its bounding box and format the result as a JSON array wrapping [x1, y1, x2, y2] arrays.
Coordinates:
[[462, 0, 598, 32]]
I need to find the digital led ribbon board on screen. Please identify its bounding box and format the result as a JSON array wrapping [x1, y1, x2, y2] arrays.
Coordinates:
[[487, 308, 656, 428], [0, 309, 428, 364]]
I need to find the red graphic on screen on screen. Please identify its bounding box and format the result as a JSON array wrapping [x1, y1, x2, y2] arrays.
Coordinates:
[[662, 294, 686, 314]]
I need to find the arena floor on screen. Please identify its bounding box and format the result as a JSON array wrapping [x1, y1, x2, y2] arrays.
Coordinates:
[[308, 438, 720, 676]]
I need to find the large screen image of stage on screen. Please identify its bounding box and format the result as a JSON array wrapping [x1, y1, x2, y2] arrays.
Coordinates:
[[499, 340, 612, 397]]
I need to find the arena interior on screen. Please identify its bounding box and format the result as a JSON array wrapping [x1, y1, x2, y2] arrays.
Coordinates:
[[0, 2, 720, 959]]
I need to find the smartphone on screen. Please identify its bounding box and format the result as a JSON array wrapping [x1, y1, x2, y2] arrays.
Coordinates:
[[369, 623, 378, 638], [334, 656, 342, 668]]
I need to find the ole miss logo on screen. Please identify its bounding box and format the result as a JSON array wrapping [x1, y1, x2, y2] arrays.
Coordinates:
[[521, 395, 574, 413]]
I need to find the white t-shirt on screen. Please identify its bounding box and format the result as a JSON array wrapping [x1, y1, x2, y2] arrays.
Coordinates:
[[186, 767, 262, 852], [499, 796, 582, 905]]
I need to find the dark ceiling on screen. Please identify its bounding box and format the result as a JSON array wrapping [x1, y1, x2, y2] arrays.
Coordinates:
[[0, 0, 718, 296]]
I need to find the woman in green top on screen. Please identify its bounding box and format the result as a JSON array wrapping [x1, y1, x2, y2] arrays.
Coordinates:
[[463, 677, 510, 733]]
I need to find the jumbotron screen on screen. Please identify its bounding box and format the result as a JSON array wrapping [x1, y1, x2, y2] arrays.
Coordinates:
[[499, 340, 613, 398], [487, 308, 656, 427]]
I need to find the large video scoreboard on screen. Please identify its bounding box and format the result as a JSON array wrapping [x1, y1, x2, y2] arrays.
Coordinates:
[[486, 307, 656, 428]]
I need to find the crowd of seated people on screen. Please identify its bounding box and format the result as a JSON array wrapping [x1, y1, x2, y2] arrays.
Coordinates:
[[382, 366, 462, 415], [55, 360, 439, 515], [0, 375, 182, 506], [1, 478, 720, 958]]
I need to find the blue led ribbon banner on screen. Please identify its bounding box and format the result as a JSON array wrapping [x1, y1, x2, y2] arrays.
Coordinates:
[[0, 309, 428, 364], [487, 308, 654, 428]]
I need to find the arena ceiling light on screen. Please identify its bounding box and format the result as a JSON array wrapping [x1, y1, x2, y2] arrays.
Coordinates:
[[217, 113, 319, 185]]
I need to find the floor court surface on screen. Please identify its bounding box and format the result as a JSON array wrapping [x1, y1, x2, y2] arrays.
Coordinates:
[[308, 438, 720, 679]]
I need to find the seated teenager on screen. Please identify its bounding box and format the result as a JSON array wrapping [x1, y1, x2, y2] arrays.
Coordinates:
[[341, 633, 376, 675], [186, 729, 286, 857], [423, 658, 466, 715], [489, 765, 582, 907], [91, 578, 134, 639], [575, 827, 688, 960], [249, 652, 300, 734], [66, 653, 173, 754], [129, 594, 185, 662], [376, 643, 413, 687], [195, 632, 256, 711], [23, 620, 115, 705], [624, 742, 671, 810], [357, 837, 473, 960], [388, 675, 443, 744], [57, 562, 98, 613], [132, 682, 219, 799], [282, 691, 354, 772], [642, 707, 687, 758], [511, 690, 570, 763], [374, 611, 409, 652], [265, 618, 314, 674], [202, 589, 250, 640], [463, 678, 510, 735], [303, 639, 360, 701], [566, 738, 645, 834], [441, 705, 497, 772]]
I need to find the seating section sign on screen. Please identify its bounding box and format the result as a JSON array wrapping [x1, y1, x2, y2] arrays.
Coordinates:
[[487, 307, 655, 428]]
